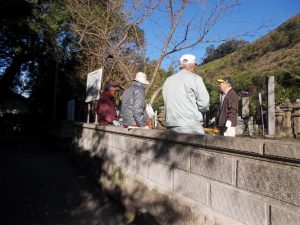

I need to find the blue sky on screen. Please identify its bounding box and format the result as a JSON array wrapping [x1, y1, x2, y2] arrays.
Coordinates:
[[139, 0, 300, 69]]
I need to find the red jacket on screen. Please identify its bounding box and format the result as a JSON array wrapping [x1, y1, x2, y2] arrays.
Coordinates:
[[97, 92, 117, 125]]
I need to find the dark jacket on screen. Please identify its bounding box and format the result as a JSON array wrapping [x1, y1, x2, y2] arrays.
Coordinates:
[[97, 92, 117, 125], [217, 88, 239, 127], [121, 81, 147, 127]]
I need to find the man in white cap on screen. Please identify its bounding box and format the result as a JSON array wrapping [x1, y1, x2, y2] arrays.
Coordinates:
[[121, 72, 151, 128], [162, 54, 210, 134]]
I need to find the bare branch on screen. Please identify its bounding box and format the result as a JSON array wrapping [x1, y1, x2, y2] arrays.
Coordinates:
[[68, 0, 266, 106]]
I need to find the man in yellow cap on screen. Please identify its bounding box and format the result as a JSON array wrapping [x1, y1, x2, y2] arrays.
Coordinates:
[[216, 77, 239, 137]]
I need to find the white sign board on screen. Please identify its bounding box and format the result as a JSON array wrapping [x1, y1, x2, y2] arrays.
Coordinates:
[[85, 68, 103, 103]]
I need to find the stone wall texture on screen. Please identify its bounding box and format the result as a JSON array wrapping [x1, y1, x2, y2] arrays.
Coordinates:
[[72, 123, 300, 225]]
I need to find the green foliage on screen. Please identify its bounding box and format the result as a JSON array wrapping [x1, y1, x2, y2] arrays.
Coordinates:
[[202, 39, 248, 65], [112, 167, 125, 185], [275, 71, 300, 104], [201, 76, 219, 114], [31, 1, 71, 35], [0, 0, 85, 120], [152, 92, 164, 112], [148, 64, 175, 111], [196, 13, 300, 117], [238, 14, 300, 62]]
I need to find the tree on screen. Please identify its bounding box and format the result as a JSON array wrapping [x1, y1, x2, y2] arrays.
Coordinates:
[[67, 0, 155, 87], [28, 0, 84, 120], [146, 0, 246, 103], [0, 0, 269, 121], [202, 39, 248, 64], [0, 0, 84, 120], [0, 0, 34, 91], [67, 0, 250, 105]]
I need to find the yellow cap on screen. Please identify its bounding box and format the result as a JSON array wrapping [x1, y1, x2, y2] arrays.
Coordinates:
[[217, 77, 232, 85], [217, 79, 226, 83]]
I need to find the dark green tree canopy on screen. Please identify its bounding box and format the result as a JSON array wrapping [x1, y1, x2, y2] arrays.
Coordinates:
[[202, 39, 248, 65]]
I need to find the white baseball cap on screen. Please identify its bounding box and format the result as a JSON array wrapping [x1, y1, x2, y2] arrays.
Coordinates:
[[180, 54, 196, 65], [134, 72, 150, 85]]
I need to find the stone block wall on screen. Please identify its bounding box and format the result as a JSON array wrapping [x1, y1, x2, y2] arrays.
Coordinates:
[[72, 123, 300, 225]]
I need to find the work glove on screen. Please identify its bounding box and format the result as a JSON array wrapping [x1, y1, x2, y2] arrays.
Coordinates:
[[112, 120, 121, 126], [225, 120, 232, 128]]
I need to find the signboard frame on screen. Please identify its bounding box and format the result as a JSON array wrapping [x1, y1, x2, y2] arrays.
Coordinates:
[[85, 68, 103, 123], [85, 68, 103, 103]]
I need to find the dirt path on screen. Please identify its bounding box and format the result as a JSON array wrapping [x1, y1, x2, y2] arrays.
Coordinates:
[[0, 133, 128, 225]]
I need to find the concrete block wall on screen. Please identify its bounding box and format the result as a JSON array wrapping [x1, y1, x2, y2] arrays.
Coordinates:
[[73, 123, 300, 225]]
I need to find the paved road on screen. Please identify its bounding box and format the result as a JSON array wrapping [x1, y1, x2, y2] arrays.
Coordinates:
[[0, 133, 128, 225]]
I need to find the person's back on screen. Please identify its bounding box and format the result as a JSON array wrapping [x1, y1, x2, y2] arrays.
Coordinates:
[[97, 83, 117, 126], [162, 54, 209, 134], [121, 72, 149, 127]]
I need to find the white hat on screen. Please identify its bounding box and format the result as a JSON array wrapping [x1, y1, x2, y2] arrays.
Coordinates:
[[134, 72, 149, 85], [180, 54, 196, 65]]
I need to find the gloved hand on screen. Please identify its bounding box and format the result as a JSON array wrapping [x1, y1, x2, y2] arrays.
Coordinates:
[[112, 120, 121, 126], [225, 120, 232, 128], [210, 117, 216, 124]]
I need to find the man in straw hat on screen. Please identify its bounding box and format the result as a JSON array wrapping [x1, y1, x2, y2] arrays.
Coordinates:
[[216, 77, 239, 137], [162, 54, 210, 134], [121, 72, 151, 128]]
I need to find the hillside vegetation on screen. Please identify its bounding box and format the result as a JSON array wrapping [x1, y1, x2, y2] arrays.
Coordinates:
[[152, 14, 300, 117], [196, 14, 300, 116]]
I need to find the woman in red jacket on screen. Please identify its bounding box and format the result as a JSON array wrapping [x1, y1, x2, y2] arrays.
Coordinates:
[[97, 83, 118, 125]]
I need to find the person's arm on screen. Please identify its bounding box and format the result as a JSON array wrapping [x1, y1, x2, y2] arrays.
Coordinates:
[[192, 76, 210, 112], [132, 88, 146, 127], [226, 91, 238, 126]]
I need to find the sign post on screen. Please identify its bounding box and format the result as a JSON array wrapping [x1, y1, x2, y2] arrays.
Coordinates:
[[85, 68, 103, 123]]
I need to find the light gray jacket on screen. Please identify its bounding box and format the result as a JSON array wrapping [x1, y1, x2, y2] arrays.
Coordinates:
[[121, 81, 147, 127], [162, 69, 210, 127]]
